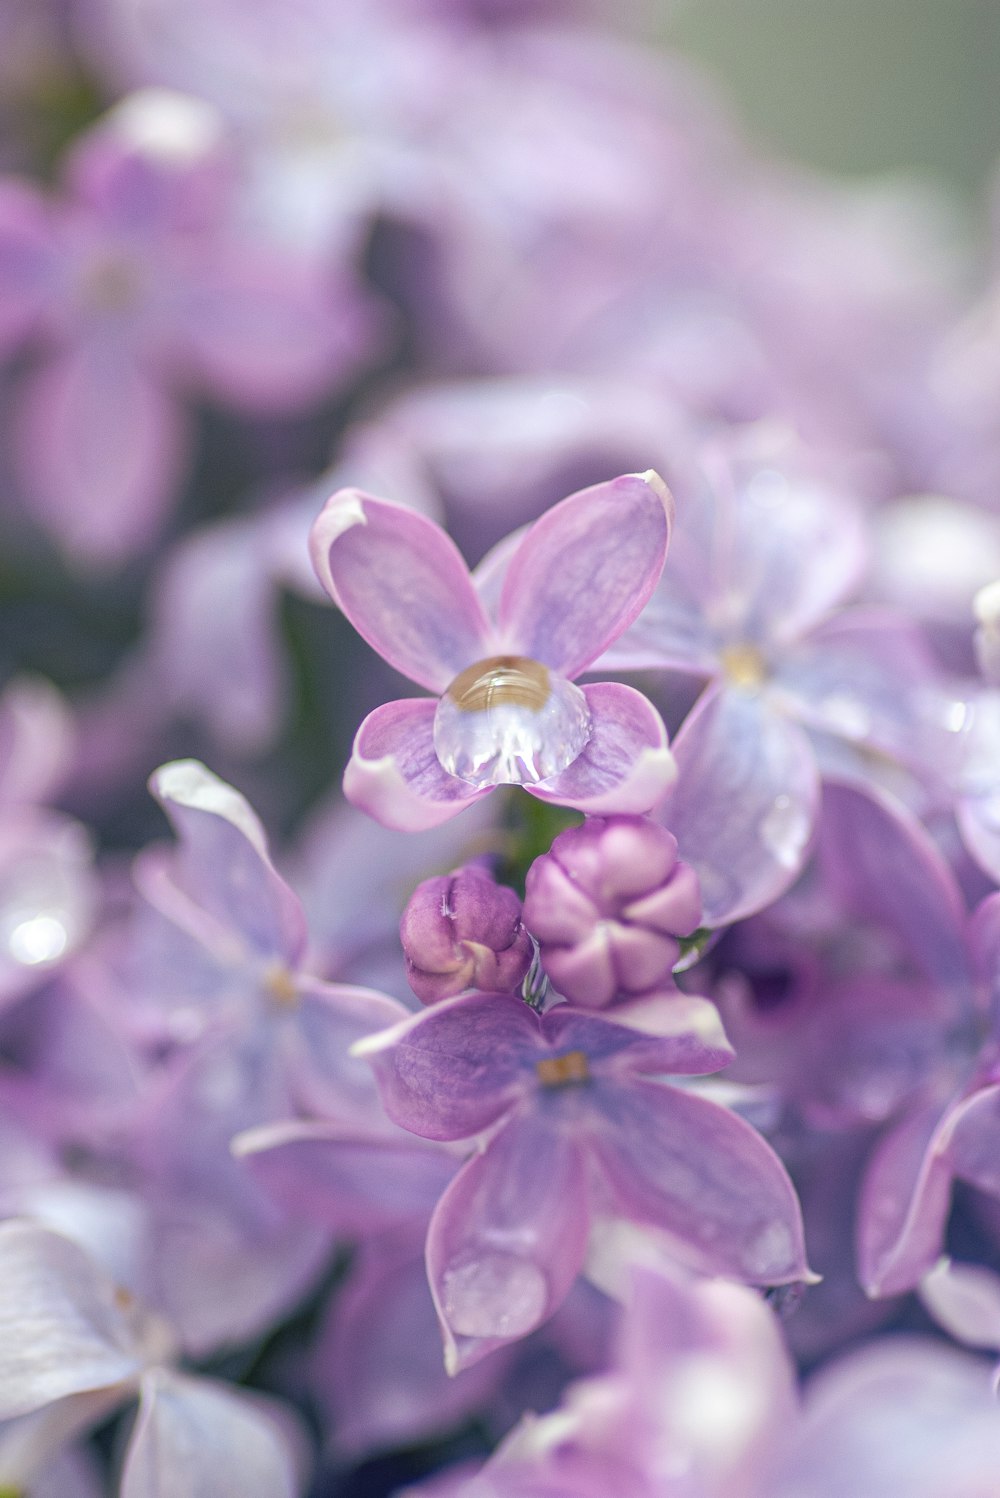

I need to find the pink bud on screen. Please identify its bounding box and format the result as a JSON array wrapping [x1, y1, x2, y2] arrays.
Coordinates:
[[400, 865, 533, 1004]]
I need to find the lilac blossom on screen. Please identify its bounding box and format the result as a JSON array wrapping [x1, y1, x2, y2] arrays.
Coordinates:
[[0, 87, 377, 563], [355, 990, 811, 1369], [0, 1220, 304, 1496], [522, 815, 702, 1009], [310, 473, 677, 831], [604, 427, 950, 923]]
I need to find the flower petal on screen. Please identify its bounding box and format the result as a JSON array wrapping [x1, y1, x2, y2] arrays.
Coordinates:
[[661, 684, 819, 925], [343, 698, 492, 833], [121, 1369, 299, 1498], [427, 1113, 590, 1371], [498, 471, 673, 678], [588, 1078, 812, 1284], [145, 759, 307, 966], [0, 1222, 141, 1418], [13, 345, 187, 566], [310, 491, 493, 693], [352, 991, 539, 1142], [528, 683, 676, 817], [857, 1100, 955, 1298]]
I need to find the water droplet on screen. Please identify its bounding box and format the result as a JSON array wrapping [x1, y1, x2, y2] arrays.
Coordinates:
[[758, 794, 810, 870], [442, 1250, 548, 1338], [434, 656, 591, 788]]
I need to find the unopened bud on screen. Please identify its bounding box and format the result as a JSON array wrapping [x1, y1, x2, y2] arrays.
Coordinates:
[[523, 815, 701, 1008], [400, 865, 533, 1005]]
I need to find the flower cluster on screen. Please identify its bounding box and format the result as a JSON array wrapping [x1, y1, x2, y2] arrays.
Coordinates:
[[4, 2, 1000, 1496]]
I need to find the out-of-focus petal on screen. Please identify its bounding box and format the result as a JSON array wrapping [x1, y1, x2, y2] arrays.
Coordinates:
[[498, 472, 672, 679], [13, 344, 187, 566], [310, 491, 493, 694], [661, 684, 819, 926], [0, 675, 75, 808], [343, 698, 491, 833], [528, 683, 675, 817], [857, 1100, 954, 1298], [0, 1222, 142, 1418], [544, 1002, 733, 1078], [427, 1113, 590, 1371], [353, 991, 538, 1142], [121, 1369, 299, 1498], [588, 1078, 811, 1284], [919, 1257, 1000, 1351], [146, 759, 307, 966], [0, 178, 56, 351]]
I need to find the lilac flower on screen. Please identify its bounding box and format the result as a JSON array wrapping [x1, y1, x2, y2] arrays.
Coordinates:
[[0, 1219, 304, 1496], [604, 428, 949, 922], [355, 990, 811, 1369], [522, 815, 702, 1009], [309, 473, 677, 831], [401, 865, 533, 1004], [0, 88, 377, 563], [0, 676, 96, 1007]]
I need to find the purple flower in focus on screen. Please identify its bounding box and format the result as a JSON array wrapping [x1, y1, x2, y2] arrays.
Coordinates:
[[523, 815, 701, 1009], [401, 865, 533, 1004], [355, 990, 811, 1369], [309, 473, 677, 831], [0, 88, 378, 564]]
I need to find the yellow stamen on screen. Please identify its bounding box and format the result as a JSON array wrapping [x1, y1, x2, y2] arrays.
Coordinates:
[[536, 1050, 590, 1087]]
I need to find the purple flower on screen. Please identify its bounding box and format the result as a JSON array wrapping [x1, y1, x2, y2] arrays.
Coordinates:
[[309, 473, 677, 831], [354, 991, 811, 1369], [522, 815, 701, 1008], [401, 865, 533, 1005], [604, 430, 948, 923], [0, 1220, 304, 1496], [0, 88, 378, 564]]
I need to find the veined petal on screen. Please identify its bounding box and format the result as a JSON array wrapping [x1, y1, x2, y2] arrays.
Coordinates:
[[310, 491, 493, 693], [146, 759, 307, 966], [857, 1100, 955, 1298], [588, 1079, 812, 1284], [544, 1001, 733, 1077], [427, 1114, 590, 1371], [121, 1369, 299, 1498], [498, 472, 673, 678], [0, 1222, 142, 1418], [352, 991, 539, 1142], [661, 684, 819, 925], [527, 683, 675, 817], [343, 698, 491, 832]]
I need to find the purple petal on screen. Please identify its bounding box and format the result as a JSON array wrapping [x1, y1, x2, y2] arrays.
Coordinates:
[[427, 1113, 590, 1371], [498, 472, 673, 678], [233, 1119, 456, 1235], [919, 1258, 1000, 1351], [14, 346, 187, 565], [344, 698, 492, 832], [353, 992, 539, 1142], [588, 1078, 812, 1284], [944, 1082, 1000, 1198], [310, 491, 493, 693], [819, 781, 971, 995], [543, 1001, 733, 1078], [772, 608, 947, 771], [0, 178, 56, 352], [528, 683, 675, 817], [662, 684, 819, 925], [0, 674, 75, 807], [857, 1100, 954, 1297], [146, 759, 307, 966], [0, 1222, 141, 1417], [280, 977, 413, 1127], [121, 1370, 299, 1498]]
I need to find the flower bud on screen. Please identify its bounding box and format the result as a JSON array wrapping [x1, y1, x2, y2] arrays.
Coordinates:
[[400, 865, 533, 1004], [522, 815, 702, 1008]]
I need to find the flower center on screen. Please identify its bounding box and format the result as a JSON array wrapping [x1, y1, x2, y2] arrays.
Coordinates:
[[264, 963, 299, 1007], [536, 1050, 590, 1088], [720, 641, 768, 690], [434, 655, 591, 789]]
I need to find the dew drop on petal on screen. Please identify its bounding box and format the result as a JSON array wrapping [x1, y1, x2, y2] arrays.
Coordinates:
[[0, 841, 93, 977], [434, 655, 591, 788], [442, 1250, 548, 1338], [758, 794, 810, 870]]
